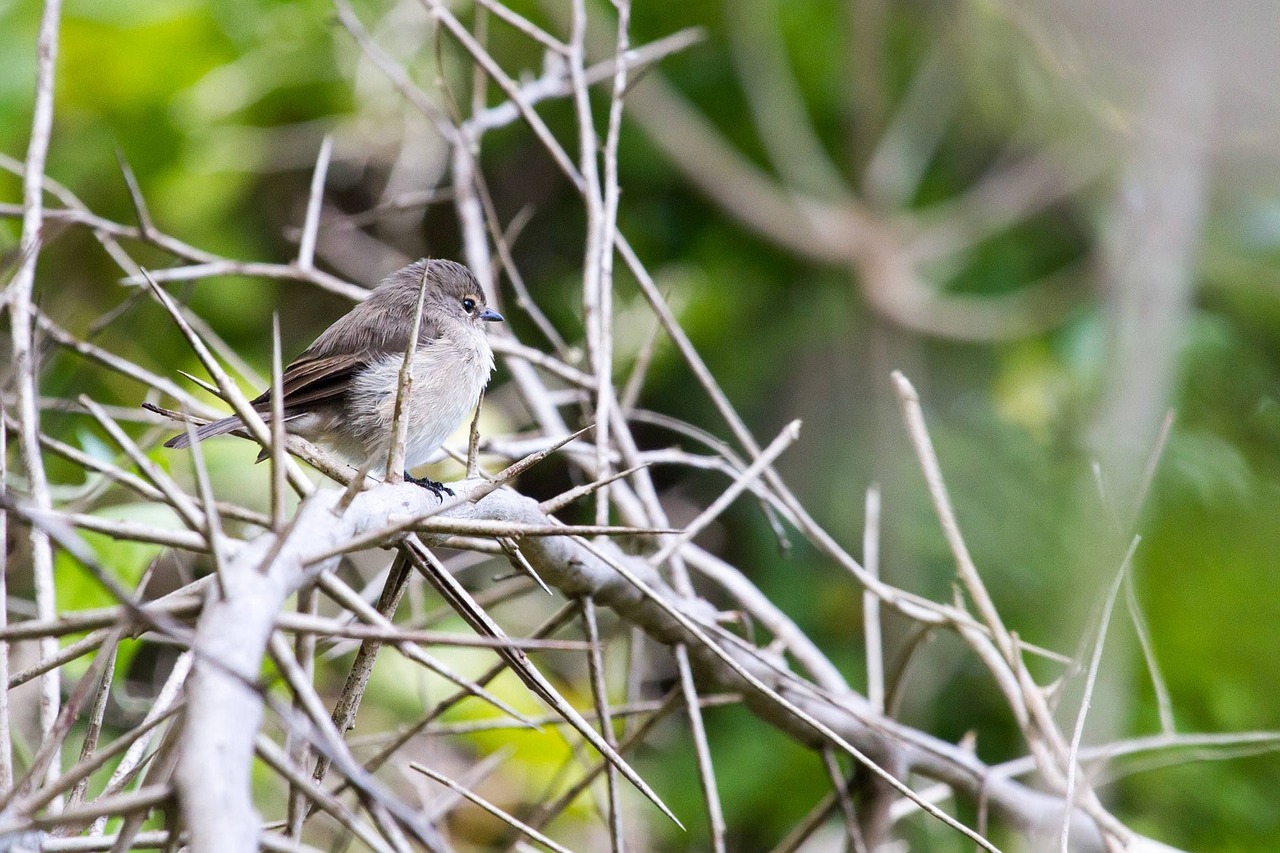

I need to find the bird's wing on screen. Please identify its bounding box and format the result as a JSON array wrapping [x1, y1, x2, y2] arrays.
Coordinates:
[[249, 282, 445, 415], [249, 351, 371, 414]]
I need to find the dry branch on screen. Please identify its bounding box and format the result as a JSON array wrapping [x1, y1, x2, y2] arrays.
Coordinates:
[[164, 477, 1155, 852]]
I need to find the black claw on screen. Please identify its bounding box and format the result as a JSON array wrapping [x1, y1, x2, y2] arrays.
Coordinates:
[[403, 471, 454, 499]]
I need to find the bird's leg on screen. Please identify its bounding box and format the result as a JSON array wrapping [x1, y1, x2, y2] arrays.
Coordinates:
[[403, 470, 455, 499]]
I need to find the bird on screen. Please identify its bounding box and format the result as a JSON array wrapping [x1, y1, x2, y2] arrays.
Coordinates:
[[162, 258, 503, 498]]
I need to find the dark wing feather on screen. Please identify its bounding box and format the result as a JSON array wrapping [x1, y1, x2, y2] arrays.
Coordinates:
[[163, 259, 461, 450], [249, 352, 369, 415], [255, 270, 449, 414]]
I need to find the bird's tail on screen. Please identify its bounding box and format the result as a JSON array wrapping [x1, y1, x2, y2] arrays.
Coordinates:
[[163, 415, 245, 449]]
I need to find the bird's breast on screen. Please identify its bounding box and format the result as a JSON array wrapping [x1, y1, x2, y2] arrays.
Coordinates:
[[345, 331, 494, 467]]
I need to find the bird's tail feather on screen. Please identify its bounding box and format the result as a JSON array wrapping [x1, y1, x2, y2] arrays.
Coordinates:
[[162, 415, 245, 449]]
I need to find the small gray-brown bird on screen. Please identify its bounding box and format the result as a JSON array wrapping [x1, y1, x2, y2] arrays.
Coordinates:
[[164, 258, 502, 497]]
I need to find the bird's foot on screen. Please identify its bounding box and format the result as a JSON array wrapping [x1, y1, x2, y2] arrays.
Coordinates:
[[404, 471, 454, 500]]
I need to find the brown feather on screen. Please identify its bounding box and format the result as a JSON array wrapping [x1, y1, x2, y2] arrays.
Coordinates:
[[160, 258, 495, 464], [249, 352, 367, 414], [248, 260, 460, 417]]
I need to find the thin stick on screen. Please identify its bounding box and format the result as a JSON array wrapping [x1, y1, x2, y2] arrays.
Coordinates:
[[57, 510, 209, 551], [11, 704, 181, 824], [1060, 537, 1139, 853], [270, 315, 288, 530], [385, 266, 430, 483], [863, 484, 884, 714], [35, 312, 206, 407], [311, 554, 411, 789], [499, 537, 553, 595], [0, 627, 123, 812], [473, 0, 567, 54], [319, 604, 582, 820], [891, 372, 1014, 660], [409, 763, 574, 853], [314, 571, 533, 724], [894, 377, 1132, 842], [182, 407, 229, 597], [42, 831, 171, 852], [767, 788, 840, 853], [676, 643, 726, 852], [1125, 572, 1175, 735], [139, 268, 314, 496], [821, 747, 867, 853], [297, 135, 332, 270], [619, 317, 661, 413], [424, 0, 581, 186], [80, 396, 204, 531], [456, 28, 704, 138], [0, 157, 367, 305], [25, 785, 172, 832], [262, 634, 438, 852], [119, 259, 367, 300], [8, 0, 65, 791], [256, 735, 393, 853], [1125, 410, 1177, 734], [67, 643, 119, 807], [466, 388, 485, 478], [592, 0, 632, 530], [539, 465, 648, 515], [90, 652, 193, 833], [275, 612, 588, 650], [517, 687, 683, 840], [470, 5, 489, 122], [401, 538, 682, 827], [114, 147, 155, 236], [569, 0, 606, 529], [0, 412, 12, 792], [423, 746, 514, 823], [287, 577, 318, 838], [615, 235, 970, 636], [581, 597, 624, 851], [387, 693, 743, 739], [648, 419, 800, 566], [9, 630, 109, 689]]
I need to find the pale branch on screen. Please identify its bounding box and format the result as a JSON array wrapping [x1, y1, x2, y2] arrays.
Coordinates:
[[8, 0, 64, 792], [167, 477, 1176, 852]]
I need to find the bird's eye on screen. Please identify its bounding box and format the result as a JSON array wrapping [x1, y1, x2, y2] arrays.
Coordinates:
[[461, 298, 476, 313]]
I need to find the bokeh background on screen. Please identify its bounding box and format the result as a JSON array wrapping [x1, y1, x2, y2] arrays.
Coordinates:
[[3, 0, 1280, 849]]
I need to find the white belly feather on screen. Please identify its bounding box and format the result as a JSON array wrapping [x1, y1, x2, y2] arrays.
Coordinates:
[[344, 332, 494, 471]]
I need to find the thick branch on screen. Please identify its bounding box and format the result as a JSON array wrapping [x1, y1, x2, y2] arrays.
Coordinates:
[[176, 480, 1181, 852]]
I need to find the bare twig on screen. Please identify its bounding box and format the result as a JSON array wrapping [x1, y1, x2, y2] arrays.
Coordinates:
[[385, 265, 430, 483], [581, 596, 624, 851], [309, 553, 411, 789], [649, 420, 799, 567], [89, 652, 192, 834], [139, 269, 315, 496], [409, 763, 574, 853], [270, 316, 288, 530], [0, 414, 12, 792], [1060, 537, 1139, 853], [821, 747, 867, 853], [863, 484, 884, 715], [9, 0, 65, 791], [297, 135, 332, 271]]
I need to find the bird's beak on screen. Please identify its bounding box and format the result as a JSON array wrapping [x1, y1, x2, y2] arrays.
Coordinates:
[[479, 308, 504, 322]]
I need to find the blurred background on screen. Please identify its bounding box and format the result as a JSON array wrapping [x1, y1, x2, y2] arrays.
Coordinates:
[[3, 0, 1280, 849]]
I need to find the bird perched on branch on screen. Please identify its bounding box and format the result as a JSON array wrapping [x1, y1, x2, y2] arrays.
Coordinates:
[[161, 258, 502, 497]]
